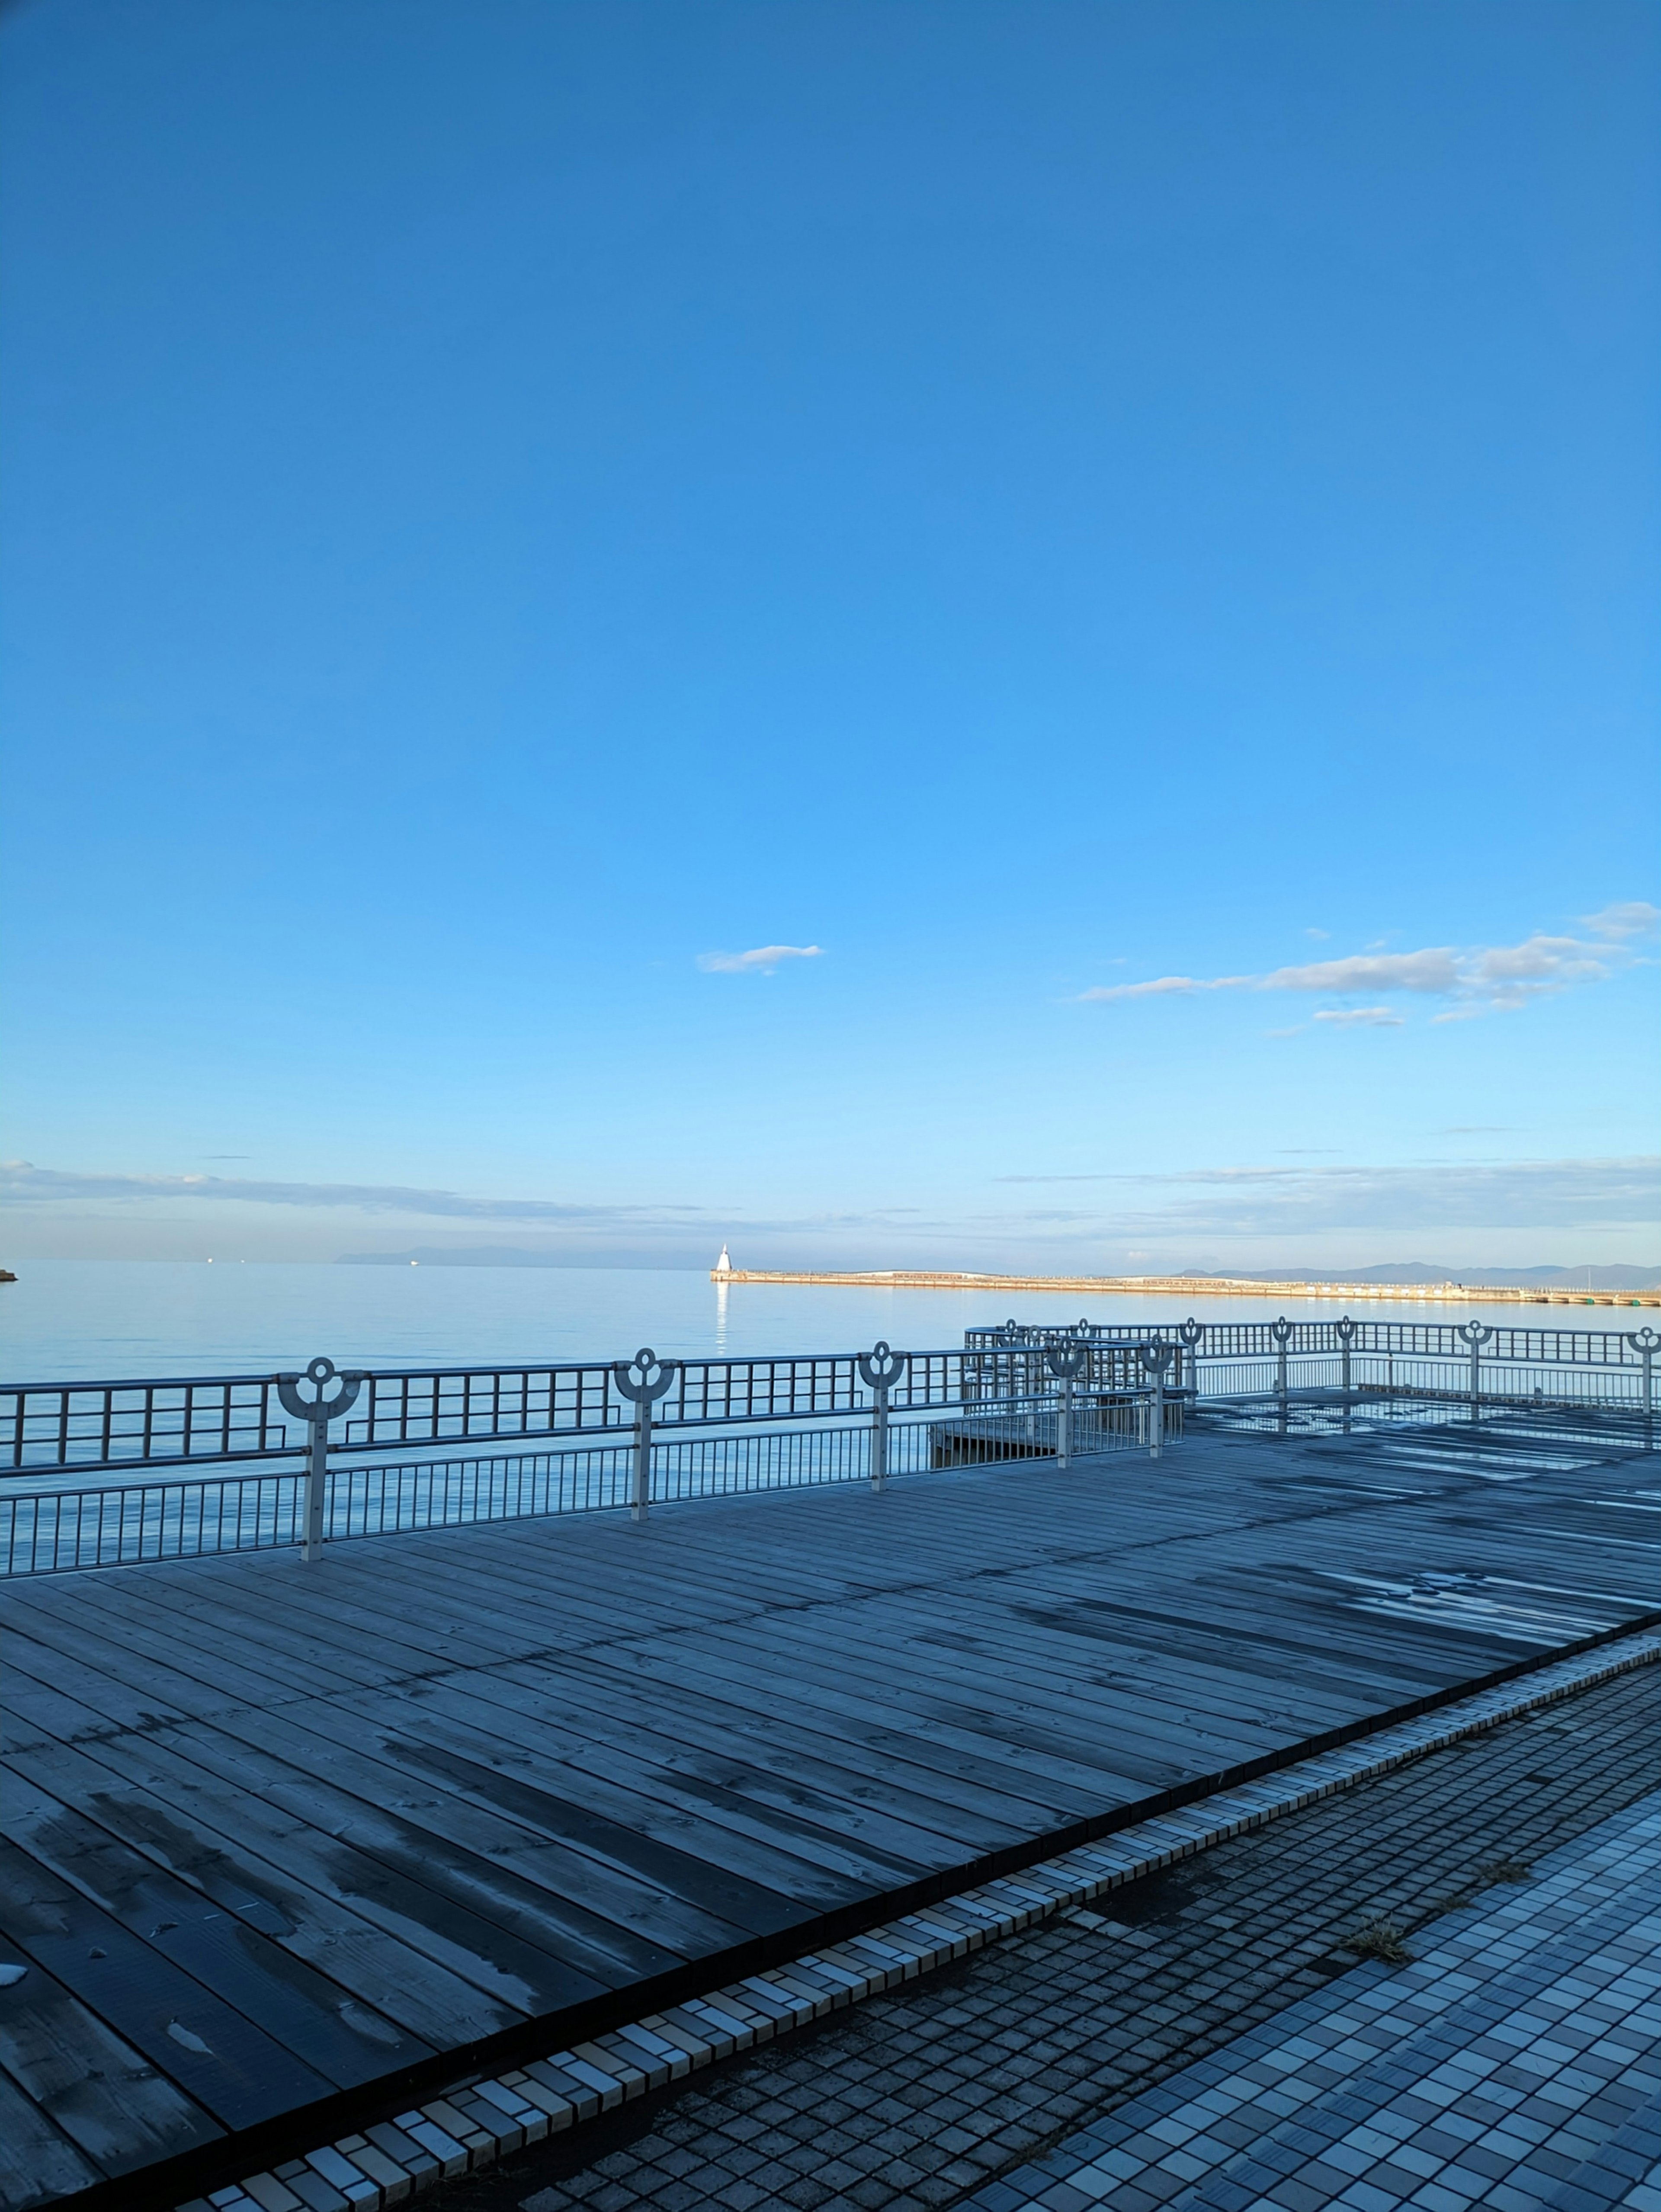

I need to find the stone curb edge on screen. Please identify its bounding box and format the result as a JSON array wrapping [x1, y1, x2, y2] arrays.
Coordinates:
[[180, 1626, 1661, 2212]]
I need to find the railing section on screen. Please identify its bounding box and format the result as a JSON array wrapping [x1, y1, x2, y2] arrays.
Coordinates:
[[965, 1318, 1655, 1366], [1, 1317, 1651, 1576]]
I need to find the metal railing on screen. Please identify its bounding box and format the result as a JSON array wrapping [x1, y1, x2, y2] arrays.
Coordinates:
[[966, 1316, 1659, 1368], [0, 1317, 1651, 1577], [0, 1347, 982, 1477], [975, 1318, 1661, 1417], [0, 1389, 1176, 1576]]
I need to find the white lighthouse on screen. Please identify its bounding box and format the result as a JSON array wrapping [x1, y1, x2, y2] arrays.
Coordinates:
[[714, 1244, 732, 1276]]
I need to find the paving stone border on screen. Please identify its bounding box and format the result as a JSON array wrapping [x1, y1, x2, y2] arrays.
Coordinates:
[[178, 1627, 1661, 2212]]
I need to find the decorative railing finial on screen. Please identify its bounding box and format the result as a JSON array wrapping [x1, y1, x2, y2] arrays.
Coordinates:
[[275, 1356, 363, 1428], [857, 1341, 906, 1393], [611, 1346, 679, 1405], [1044, 1343, 1089, 1384]]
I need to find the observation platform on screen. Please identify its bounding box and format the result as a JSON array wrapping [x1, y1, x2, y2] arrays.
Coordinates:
[[1, 1416, 1658, 2210]]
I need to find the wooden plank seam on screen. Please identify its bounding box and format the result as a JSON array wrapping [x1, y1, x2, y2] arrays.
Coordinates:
[[173, 1623, 1661, 2212]]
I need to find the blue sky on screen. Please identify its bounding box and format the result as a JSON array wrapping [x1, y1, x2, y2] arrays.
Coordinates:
[[1, 0, 1657, 1272]]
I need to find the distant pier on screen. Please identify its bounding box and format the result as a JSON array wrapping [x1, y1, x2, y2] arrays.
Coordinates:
[[711, 1267, 1660, 1308]]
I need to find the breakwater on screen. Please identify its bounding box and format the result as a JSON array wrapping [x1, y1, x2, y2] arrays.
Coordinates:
[[712, 1268, 1660, 1308]]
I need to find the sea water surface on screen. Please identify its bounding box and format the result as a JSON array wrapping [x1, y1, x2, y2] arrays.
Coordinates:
[[0, 1260, 1610, 1383]]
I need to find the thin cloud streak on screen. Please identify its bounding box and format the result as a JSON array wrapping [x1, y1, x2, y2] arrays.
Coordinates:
[[0, 1160, 697, 1224], [0, 1161, 934, 1240], [1582, 902, 1660, 939], [1080, 910, 1656, 1014], [697, 944, 824, 974], [1263, 950, 1461, 994], [984, 1157, 1659, 1235], [1078, 973, 1245, 1000]]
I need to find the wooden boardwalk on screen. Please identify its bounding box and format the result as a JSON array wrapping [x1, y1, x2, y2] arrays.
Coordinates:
[[1, 1418, 1658, 2209]]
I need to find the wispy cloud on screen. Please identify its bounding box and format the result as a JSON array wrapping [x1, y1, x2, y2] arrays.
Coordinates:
[[985, 1157, 1660, 1235], [1262, 950, 1462, 994], [994, 1173, 1116, 1184], [1080, 909, 1656, 1017], [697, 944, 824, 975], [0, 1160, 704, 1225], [1582, 901, 1660, 940], [0, 1161, 946, 1241], [1080, 973, 1248, 1001], [1112, 1157, 1661, 1234]]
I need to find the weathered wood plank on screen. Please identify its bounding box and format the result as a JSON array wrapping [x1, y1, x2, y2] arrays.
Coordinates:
[[0, 2062, 100, 2212], [0, 1769, 428, 2087], [0, 1836, 338, 2128], [0, 1736, 527, 2050], [0, 1927, 221, 2178]]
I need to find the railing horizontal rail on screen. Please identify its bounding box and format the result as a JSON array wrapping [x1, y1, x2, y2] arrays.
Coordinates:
[[1193, 1356, 1648, 1404]]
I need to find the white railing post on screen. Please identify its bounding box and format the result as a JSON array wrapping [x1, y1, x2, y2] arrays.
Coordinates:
[[1336, 1314, 1356, 1431], [1271, 1317, 1292, 1432], [1045, 1342, 1088, 1469], [1632, 1328, 1657, 1446], [1138, 1341, 1174, 1459], [858, 1341, 906, 1491], [1459, 1322, 1492, 1425], [275, 1357, 364, 1563], [1178, 1317, 1204, 1407], [611, 1347, 679, 1523]]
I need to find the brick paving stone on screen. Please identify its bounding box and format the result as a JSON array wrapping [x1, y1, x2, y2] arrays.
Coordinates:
[[976, 1797, 1661, 2211], [429, 1665, 1661, 2212]]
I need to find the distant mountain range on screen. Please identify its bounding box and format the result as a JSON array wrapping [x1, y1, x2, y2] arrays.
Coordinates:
[[340, 1248, 1661, 1291]]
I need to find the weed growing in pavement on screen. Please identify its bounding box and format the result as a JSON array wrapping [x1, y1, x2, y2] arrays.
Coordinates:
[[1474, 1858, 1533, 1885], [1344, 1920, 1416, 1965]]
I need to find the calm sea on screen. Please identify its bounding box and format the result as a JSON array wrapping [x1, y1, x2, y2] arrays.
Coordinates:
[[0, 1260, 1604, 1383]]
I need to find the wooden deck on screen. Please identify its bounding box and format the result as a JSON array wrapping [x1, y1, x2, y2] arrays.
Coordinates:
[[1, 1417, 1658, 2209]]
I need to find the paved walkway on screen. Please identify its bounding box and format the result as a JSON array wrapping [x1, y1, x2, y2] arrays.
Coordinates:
[[970, 1797, 1661, 2212], [419, 1662, 1661, 2212]]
